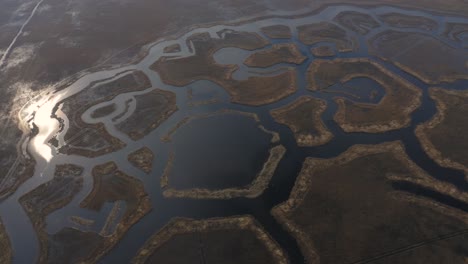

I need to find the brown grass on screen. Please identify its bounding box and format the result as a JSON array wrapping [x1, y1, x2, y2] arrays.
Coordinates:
[[272, 141, 468, 264], [116, 89, 178, 141], [0, 218, 12, 264], [229, 69, 297, 106], [379, 13, 437, 30], [244, 43, 306, 68], [59, 70, 152, 157], [151, 31, 268, 87], [270, 96, 333, 146], [128, 147, 155, 174], [19, 164, 84, 264], [297, 22, 357, 52], [307, 58, 421, 133], [132, 216, 288, 264], [333, 11, 380, 35], [416, 88, 468, 180], [311, 46, 335, 57], [260, 25, 292, 39], [369, 30, 468, 84]]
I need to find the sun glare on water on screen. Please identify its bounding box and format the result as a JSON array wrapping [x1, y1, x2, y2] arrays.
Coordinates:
[[20, 91, 61, 163]]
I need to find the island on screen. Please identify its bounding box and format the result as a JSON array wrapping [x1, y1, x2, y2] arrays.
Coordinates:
[[270, 96, 333, 147], [90, 103, 117, 119], [310, 46, 336, 57], [163, 43, 181, 53], [128, 147, 155, 174]]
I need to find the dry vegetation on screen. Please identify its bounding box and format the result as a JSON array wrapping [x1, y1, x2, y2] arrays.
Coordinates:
[[51, 161, 152, 263], [128, 147, 154, 174], [90, 104, 116, 119], [273, 141, 468, 264], [416, 88, 468, 180], [310, 46, 335, 57], [334, 11, 380, 35], [116, 89, 177, 141], [132, 216, 288, 264], [228, 69, 297, 106], [297, 22, 357, 52], [59, 71, 151, 157], [163, 44, 181, 53], [270, 96, 333, 146], [244, 43, 306, 68], [151, 31, 301, 106], [260, 25, 292, 39], [19, 164, 84, 264], [443, 22, 468, 47], [379, 13, 437, 31], [151, 31, 268, 87], [0, 218, 12, 264], [307, 58, 421, 132], [369, 30, 468, 84]]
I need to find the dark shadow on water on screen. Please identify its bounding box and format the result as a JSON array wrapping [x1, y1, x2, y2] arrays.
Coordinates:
[[169, 113, 272, 190]]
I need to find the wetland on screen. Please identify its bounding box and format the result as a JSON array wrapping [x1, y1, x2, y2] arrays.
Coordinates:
[[1, 3, 468, 264]]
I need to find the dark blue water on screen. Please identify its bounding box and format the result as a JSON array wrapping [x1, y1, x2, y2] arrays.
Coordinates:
[[169, 113, 272, 190]]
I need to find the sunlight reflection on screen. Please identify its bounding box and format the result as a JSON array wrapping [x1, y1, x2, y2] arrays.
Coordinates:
[[19, 92, 61, 163]]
